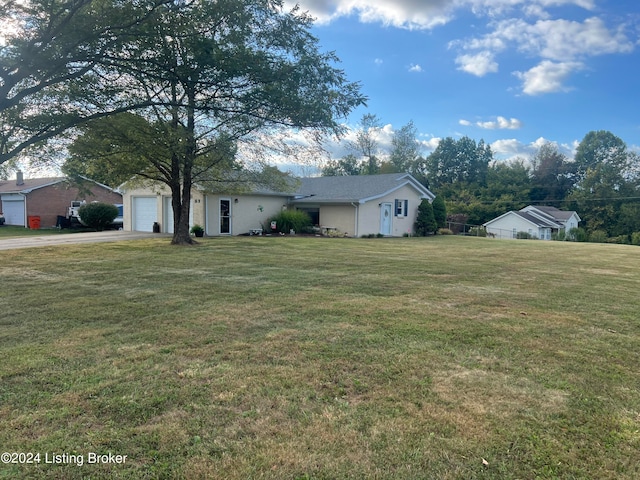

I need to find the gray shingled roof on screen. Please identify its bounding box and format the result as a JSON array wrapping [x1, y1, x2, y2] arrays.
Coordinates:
[[530, 205, 576, 221], [293, 173, 433, 204], [513, 211, 562, 228]]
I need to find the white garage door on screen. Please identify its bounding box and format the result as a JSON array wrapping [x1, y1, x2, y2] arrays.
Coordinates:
[[1, 195, 26, 226], [132, 197, 157, 232]]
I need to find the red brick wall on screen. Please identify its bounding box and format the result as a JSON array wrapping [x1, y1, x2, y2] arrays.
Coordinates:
[[27, 182, 122, 228]]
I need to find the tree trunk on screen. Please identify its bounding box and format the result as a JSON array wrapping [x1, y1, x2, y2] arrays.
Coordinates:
[[170, 181, 195, 245], [170, 95, 198, 246]]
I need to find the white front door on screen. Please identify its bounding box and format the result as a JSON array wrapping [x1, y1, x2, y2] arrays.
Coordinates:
[[380, 203, 392, 236]]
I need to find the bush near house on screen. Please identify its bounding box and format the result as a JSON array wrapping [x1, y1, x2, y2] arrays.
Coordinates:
[[265, 210, 312, 234], [414, 199, 436, 236], [78, 202, 118, 231], [632, 232, 640, 246]]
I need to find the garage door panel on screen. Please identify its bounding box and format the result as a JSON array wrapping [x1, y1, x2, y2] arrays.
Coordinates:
[[2, 197, 25, 226], [133, 197, 157, 232]]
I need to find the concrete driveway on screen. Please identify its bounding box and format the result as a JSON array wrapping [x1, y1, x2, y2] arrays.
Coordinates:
[[0, 230, 168, 251]]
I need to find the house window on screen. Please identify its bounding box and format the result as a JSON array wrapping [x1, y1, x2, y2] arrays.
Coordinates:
[[394, 199, 408, 217]]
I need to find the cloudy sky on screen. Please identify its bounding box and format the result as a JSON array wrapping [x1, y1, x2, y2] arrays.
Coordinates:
[[285, 0, 639, 163]]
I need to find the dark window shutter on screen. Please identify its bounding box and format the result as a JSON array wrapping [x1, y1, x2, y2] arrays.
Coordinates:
[[404, 200, 409, 217]]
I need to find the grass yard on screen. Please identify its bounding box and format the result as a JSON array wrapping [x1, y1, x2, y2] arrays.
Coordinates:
[[1, 236, 639, 479]]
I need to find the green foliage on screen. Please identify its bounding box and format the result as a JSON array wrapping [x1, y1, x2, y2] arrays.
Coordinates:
[[606, 235, 630, 245], [6, 0, 365, 245], [516, 231, 535, 239], [425, 136, 492, 190], [437, 228, 453, 235], [631, 232, 640, 246], [389, 120, 420, 173], [469, 227, 488, 237], [530, 142, 573, 202], [190, 224, 204, 235], [321, 154, 361, 176], [78, 202, 119, 231], [568, 227, 588, 242], [0, 0, 168, 164], [588, 230, 608, 243], [266, 210, 312, 234], [431, 195, 447, 228], [414, 199, 436, 236]]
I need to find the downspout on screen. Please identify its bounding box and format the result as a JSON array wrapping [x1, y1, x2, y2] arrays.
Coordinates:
[[351, 202, 359, 238], [20, 193, 27, 228]]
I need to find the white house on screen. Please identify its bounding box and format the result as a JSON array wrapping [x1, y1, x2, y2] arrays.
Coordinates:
[[484, 205, 581, 240], [122, 173, 435, 237]]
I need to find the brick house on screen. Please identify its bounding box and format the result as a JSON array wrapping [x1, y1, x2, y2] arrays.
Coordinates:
[[0, 171, 122, 228]]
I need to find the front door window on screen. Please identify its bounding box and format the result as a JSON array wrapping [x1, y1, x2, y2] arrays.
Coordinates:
[[220, 199, 231, 234]]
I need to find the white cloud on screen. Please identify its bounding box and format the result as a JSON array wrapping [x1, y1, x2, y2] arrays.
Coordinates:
[[488, 17, 635, 62], [291, 0, 597, 27], [420, 135, 442, 152], [460, 116, 522, 129], [408, 63, 423, 72], [455, 51, 498, 76], [491, 138, 524, 157], [289, 0, 454, 29], [514, 60, 582, 95], [374, 58, 384, 65], [453, 14, 634, 92], [490, 136, 576, 162]]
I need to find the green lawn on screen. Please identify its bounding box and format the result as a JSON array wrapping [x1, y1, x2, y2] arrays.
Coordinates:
[[1, 236, 639, 479]]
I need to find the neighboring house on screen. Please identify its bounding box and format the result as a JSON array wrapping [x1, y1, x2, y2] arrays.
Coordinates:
[[122, 173, 435, 237], [0, 171, 123, 228], [484, 205, 581, 240]]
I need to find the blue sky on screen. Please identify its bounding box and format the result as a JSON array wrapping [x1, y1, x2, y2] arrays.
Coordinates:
[[286, 0, 640, 163]]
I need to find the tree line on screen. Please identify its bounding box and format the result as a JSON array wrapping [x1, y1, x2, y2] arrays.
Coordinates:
[[322, 115, 640, 241]]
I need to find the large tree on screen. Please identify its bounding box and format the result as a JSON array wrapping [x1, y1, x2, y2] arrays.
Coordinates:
[[120, 0, 364, 244], [529, 142, 573, 203], [425, 136, 492, 191], [569, 131, 640, 236], [7, 0, 365, 244], [350, 113, 382, 175], [0, 0, 172, 165], [389, 120, 421, 173]]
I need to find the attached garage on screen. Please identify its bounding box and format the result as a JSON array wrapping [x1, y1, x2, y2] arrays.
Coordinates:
[[132, 197, 158, 232], [1, 194, 26, 226]]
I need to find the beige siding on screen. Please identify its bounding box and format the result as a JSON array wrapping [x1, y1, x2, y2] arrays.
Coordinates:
[[317, 205, 357, 236], [206, 194, 286, 235], [357, 184, 423, 237], [123, 185, 204, 233]]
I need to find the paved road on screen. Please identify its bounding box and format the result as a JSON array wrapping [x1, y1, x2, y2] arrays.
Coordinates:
[[0, 230, 169, 251]]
